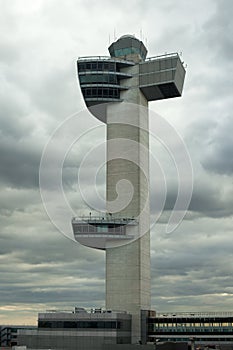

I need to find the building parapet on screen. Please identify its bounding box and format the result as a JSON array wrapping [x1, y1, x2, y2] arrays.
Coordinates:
[[78, 56, 135, 65], [156, 311, 233, 318], [145, 52, 181, 61]]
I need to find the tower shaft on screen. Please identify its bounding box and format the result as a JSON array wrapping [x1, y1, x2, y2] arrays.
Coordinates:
[[106, 70, 150, 341]]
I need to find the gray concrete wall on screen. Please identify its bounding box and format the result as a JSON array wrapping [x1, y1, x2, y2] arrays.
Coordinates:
[[102, 343, 188, 350], [105, 63, 151, 343], [18, 330, 130, 350], [103, 345, 154, 350]]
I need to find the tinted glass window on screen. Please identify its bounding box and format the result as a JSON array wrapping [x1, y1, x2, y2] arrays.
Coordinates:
[[82, 87, 119, 99], [80, 74, 117, 85], [64, 321, 77, 328], [78, 63, 85, 71], [109, 63, 115, 71], [78, 61, 116, 72], [97, 62, 103, 70]]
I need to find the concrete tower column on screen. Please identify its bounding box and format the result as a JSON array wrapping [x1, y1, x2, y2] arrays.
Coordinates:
[[105, 63, 151, 343]]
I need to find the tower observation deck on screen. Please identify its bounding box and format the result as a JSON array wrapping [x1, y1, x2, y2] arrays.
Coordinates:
[[73, 34, 186, 344]]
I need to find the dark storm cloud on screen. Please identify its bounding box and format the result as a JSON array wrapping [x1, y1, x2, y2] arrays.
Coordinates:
[[150, 140, 233, 219], [0, 137, 40, 188], [158, 178, 233, 218], [0, 228, 105, 307], [150, 221, 233, 309], [201, 115, 233, 175], [0, 189, 40, 216], [0, 78, 34, 139], [0, 287, 103, 304]]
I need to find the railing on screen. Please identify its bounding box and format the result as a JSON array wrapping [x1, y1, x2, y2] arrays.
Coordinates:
[[78, 53, 184, 66], [78, 55, 111, 60], [78, 56, 135, 64], [44, 308, 127, 314], [46, 309, 74, 313], [153, 327, 233, 332], [156, 311, 233, 318], [145, 52, 179, 61], [72, 215, 137, 225]]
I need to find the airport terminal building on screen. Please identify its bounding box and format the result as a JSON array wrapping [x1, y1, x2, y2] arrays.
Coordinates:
[[17, 308, 132, 350], [17, 309, 233, 349]]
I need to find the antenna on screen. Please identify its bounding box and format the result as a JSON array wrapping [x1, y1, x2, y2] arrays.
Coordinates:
[[140, 29, 142, 40], [114, 28, 116, 41]]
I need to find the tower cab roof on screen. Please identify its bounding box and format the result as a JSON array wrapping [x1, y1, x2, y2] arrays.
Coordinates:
[[108, 35, 147, 61]]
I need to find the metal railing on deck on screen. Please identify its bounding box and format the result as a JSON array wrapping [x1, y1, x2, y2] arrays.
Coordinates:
[[72, 215, 137, 225]]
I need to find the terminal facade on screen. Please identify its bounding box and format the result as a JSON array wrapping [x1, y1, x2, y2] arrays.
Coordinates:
[[15, 309, 233, 349], [17, 308, 132, 350], [149, 311, 233, 345]]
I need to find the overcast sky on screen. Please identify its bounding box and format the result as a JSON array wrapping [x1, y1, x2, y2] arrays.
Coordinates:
[[1, 0, 233, 325]]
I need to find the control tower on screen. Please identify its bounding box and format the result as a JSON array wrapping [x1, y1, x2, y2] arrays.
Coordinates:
[[72, 35, 186, 343]]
